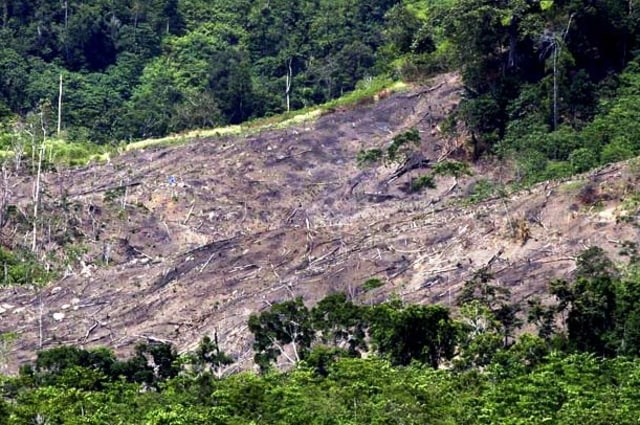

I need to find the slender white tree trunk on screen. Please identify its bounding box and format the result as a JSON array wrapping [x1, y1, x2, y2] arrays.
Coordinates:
[[57, 74, 63, 137], [32, 113, 46, 252], [285, 58, 293, 113], [553, 43, 558, 131]]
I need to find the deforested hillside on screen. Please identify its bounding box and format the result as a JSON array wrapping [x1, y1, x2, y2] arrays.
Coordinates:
[[0, 72, 638, 372]]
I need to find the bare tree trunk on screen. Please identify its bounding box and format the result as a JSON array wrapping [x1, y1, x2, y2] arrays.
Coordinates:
[[57, 74, 63, 137], [38, 293, 44, 349], [32, 113, 46, 253], [12, 135, 24, 173], [1, 0, 7, 29], [290, 329, 301, 362], [0, 163, 9, 230], [285, 58, 293, 113], [553, 44, 558, 132]]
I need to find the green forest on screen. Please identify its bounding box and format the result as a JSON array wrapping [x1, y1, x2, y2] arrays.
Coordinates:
[[0, 0, 414, 143], [3, 247, 640, 423]]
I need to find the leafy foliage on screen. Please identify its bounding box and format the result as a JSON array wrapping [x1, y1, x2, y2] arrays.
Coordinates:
[[361, 277, 385, 291], [310, 292, 368, 355], [248, 297, 314, 371], [410, 174, 436, 192], [356, 148, 384, 166], [0, 247, 54, 286], [370, 302, 458, 368], [0, 0, 402, 143], [386, 128, 421, 162], [432, 160, 473, 178]]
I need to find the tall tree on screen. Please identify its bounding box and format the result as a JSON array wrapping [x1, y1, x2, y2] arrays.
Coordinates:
[[370, 302, 457, 368], [248, 297, 314, 372]]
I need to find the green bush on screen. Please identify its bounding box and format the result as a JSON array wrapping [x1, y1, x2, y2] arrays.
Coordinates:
[[570, 148, 598, 173], [356, 149, 383, 165], [410, 174, 436, 192], [387, 128, 421, 162], [432, 160, 472, 178], [601, 138, 635, 164], [544, 161, 573, 180], [362, 278, 385, 291], [0, 247, 53, 286], [467, 179, 505, 203]]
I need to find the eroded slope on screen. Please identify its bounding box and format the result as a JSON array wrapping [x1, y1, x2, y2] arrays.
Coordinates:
[[0, 73, 638, 372]]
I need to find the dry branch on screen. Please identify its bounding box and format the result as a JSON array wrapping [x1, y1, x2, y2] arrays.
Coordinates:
[[134, 334, 174, 344], [70, 181, 142, 198], [82, 319, 100, 344], [183, 202, 196, 225]]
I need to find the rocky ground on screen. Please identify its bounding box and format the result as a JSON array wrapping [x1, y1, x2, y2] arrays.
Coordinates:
[[0, 72, 638, 373]]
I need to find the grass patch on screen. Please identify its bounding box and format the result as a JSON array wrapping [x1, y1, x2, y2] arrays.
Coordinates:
[[0, 137, 116, 169], [559, 180, 587, 194], [323, 79, 407, 110]]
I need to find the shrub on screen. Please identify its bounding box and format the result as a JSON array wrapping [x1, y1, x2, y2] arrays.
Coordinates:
[[601, 138, 635, 164], [410, 174, 436, 192], [0, 247, 53, 286], [356, 149, 383, 165], [467, 179, 504, 203], [362, 278, 385, 291], [570, 148, 598, 173], [387, 128, 421, 162], [432, 160, 472, 178], [543, 161, 572, 180]]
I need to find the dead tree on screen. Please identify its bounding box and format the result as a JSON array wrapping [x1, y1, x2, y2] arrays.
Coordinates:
[[285, 57, 293, 113]]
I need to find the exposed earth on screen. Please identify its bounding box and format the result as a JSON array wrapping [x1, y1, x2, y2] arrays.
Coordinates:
[[0, 72, 638, 373]]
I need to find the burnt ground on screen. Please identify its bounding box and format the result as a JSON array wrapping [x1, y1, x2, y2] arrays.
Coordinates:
[[1, 72, 639, 372]]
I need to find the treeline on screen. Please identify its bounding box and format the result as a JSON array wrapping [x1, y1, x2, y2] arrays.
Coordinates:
[[3, 245, 640, 422], [0, 0, 434, 143], [3, 0, 640, 185]]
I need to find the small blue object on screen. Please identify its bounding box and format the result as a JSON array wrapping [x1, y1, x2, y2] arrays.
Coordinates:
[[168, 176, 176, 185]]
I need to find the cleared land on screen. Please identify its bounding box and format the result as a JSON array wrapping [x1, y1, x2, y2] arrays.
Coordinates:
[[0, 72, 638, 372]]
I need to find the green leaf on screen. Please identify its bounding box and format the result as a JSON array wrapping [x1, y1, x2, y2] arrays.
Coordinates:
[[540, 1, 554, 11]]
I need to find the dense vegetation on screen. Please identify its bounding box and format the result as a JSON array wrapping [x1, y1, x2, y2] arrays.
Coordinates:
[[441, 0, 640, 183], [3, 247, 640, 423], [0, 0, 421, 143]]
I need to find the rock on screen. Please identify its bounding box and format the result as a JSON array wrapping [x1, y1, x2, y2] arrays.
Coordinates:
[[52, 312, 65, 321]]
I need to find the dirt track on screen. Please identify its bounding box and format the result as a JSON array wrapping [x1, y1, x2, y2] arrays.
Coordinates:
[[0, 72, 638, 372]]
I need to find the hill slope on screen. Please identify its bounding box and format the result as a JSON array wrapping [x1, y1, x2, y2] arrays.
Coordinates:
[[0, 73, 638, 372]]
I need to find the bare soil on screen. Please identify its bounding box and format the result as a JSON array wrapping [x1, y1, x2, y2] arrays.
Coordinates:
[[0, 72, 638, 373]]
